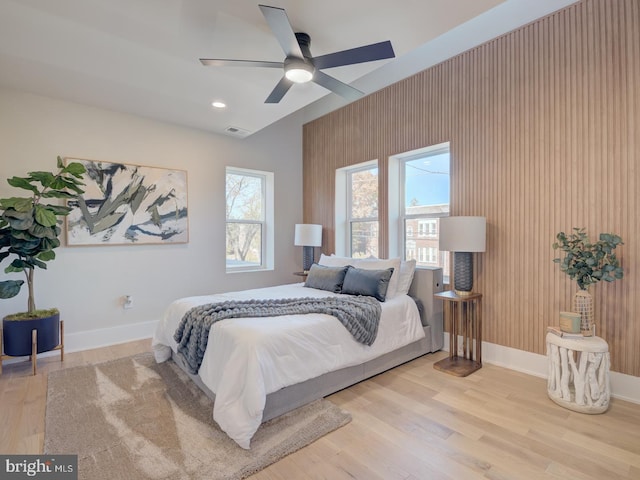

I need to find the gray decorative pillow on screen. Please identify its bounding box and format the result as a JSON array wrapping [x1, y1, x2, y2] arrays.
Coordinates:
[[304, 264, 350, 293], [341, 266, 394, 302]]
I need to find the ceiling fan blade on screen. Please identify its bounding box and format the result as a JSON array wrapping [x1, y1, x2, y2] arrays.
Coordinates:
[[259, 5, 304, 58], [200, 58, 284, 68], [312, 70, 364, 101], [312, 40, 395, 70], [265, 76, 293, 103]]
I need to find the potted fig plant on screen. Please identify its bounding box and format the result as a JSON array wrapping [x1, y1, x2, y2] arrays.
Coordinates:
[[0, 157, 85, 358], [552, 227, 624, 336]]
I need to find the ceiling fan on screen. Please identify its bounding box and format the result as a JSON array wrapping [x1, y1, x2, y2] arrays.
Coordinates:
[[200, 4, 396, 104]]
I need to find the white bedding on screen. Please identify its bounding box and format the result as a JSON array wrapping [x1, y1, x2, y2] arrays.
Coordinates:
[[152, 282, 424, 449]]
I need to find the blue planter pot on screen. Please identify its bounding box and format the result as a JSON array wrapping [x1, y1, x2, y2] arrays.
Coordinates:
[[2, 312, 60, 357]]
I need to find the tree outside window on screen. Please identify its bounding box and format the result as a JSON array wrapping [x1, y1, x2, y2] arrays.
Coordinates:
[[226, 169, 266, 270], [348, 167, 378, 258]]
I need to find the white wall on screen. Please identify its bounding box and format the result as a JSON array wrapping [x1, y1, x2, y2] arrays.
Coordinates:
[[0, 88, 303, 344]]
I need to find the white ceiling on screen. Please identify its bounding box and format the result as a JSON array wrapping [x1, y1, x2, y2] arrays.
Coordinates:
[[0, 0, 577, 138]]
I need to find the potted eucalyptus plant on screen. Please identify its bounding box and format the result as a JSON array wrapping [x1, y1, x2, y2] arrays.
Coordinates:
[[552, 227, 624, 336], [0, 157, 85, 357]]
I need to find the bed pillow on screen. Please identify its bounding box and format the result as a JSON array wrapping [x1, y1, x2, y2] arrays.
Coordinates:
[[318, 253, 352, 267], [354, 257, 402, 299], [318, 254, 402, 298], [304, 264, 350, 293], [341, 266, 394, 302], [396, 259, 417, 296]]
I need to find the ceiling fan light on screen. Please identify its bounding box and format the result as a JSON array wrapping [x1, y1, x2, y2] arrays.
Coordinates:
[[284, 58, 314, 83], [285, 67, 313, 83]]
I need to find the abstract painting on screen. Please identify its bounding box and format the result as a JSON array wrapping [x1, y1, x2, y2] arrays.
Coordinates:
[[65, 158, 188, 245]]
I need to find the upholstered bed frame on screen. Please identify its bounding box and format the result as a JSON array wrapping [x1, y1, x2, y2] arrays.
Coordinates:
[[172, 267, 444, 422]]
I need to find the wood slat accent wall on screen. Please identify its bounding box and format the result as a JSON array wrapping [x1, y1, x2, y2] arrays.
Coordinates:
[[303, 0, 640, 376]]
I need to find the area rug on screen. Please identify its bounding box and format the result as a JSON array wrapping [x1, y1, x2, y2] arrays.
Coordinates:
[[44, 352, 351, 480]]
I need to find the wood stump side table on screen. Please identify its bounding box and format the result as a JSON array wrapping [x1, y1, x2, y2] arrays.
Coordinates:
[[433, 291, 482, 377], [546, 333, 610, 414]]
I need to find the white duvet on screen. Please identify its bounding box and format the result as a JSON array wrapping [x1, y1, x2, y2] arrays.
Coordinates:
[[152, 283, 424, 449]]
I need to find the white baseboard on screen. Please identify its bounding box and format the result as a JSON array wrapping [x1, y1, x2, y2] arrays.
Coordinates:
[[2, 320, 158, 365], [444, 333, 640, 405], [5, 325, 638, 405], [64, 320, 158, 353]]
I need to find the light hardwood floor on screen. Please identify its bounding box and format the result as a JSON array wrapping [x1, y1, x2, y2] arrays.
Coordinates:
[[1, 340, 639, 479]]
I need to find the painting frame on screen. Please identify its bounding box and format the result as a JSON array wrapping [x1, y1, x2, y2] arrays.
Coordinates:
[[65, 158, 189, 246]]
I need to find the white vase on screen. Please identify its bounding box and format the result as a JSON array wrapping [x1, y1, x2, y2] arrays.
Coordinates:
[[573, 289, 594, 336]]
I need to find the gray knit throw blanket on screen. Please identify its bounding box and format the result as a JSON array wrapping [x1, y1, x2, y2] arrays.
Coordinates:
[[174, 296, 381, 374]]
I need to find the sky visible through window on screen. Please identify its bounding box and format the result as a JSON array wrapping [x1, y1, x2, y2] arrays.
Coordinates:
[[404, 152, 450, 207]]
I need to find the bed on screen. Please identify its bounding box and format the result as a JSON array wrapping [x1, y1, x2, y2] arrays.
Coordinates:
[[152, 257, 444, 449]]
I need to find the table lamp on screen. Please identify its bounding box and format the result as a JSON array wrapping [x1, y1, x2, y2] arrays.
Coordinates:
[[438, 216, 486, 295], [294, 224, 322, 273]]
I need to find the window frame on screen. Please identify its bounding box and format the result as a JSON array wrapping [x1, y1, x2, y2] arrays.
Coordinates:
[[225, 166, 274, 273], [335, 160, 379, 257], [388, 142, 451, 279]]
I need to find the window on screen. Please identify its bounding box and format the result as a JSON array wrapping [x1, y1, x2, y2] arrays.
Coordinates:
[[417, 247, 437, 263], [406, 240, 416, 260], [335, 161, 378, 258], [389, 143, 450, 280], [418, 219, 437, 237], [348, 166, 379, 257], [225, 167, 274, 272]]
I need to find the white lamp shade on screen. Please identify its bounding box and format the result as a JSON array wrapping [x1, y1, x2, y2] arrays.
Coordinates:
[[438, 216, 486, 252], [294, 224, 322, 247]]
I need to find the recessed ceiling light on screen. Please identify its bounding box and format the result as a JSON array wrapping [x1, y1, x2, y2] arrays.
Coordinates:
[[212, 101, 226, 109]]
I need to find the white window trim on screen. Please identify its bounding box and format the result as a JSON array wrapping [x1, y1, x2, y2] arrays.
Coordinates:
[[225, 166, 274, 273], [388, 141, 450, 259], [335, 160, 378, 257]]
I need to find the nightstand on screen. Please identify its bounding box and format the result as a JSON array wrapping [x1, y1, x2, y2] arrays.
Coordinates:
[[293, 271, 308, 280], [433, 290, 483, 377]]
